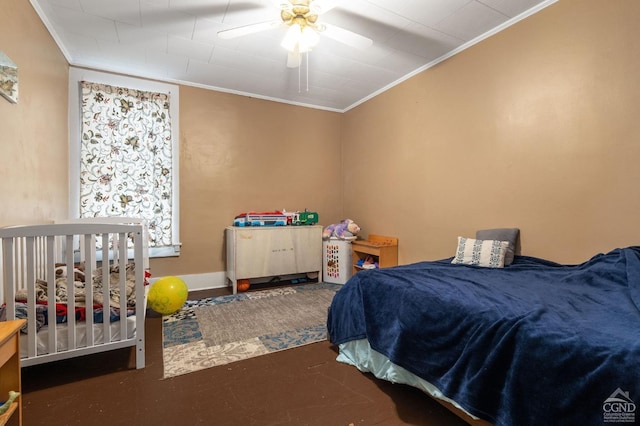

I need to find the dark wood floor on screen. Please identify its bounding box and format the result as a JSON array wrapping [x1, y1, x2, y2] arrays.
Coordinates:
[[21, 286, 469, 425]]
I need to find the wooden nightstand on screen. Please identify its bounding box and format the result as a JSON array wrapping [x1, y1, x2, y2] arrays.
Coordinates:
[[0, 319, 24, 426], [351, 235, 398, 275]]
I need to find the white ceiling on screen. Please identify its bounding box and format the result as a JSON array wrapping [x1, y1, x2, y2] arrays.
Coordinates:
[[31, 0, 556, 112]]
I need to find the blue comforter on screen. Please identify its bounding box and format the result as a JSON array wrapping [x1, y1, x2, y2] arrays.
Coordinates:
[[327, 247, 640, 425]]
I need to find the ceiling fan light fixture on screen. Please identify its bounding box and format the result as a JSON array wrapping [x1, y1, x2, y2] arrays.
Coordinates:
[[301, 26, 319, 49], [281, 23, 302, 52], [281, 22, 319, 53]]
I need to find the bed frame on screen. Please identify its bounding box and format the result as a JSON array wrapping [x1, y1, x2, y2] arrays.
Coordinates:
[[0, 221, 147, 369]]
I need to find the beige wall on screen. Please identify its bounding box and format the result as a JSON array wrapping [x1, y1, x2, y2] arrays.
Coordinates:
[[153, 87, 342, 277], [342, 0, 640, 264], [1, 1, 342, 279], [2, 0, 638, 280], [0, 0, 69, 224]]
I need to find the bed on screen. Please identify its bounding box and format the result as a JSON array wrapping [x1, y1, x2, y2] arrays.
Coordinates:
[[0, 221, 149, 369], [327, 239, 640, 425]]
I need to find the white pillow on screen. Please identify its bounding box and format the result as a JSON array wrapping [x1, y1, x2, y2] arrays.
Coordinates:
[[451, 236, 508, 268], [476, 228, 520, 266]]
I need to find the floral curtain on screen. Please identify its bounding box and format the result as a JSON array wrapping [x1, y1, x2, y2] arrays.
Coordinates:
[[79, 81, 173, 248]]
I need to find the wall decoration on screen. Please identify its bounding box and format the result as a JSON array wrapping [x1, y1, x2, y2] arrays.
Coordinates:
[[0, 51, 18, 104]]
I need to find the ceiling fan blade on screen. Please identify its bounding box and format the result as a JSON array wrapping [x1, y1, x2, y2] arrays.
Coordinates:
[[287, 50, 302, 68], [310, 0, 340, 15], [320, 23, 373, 49], [217, 20, 282, 40], [276, 0, 293, 12]]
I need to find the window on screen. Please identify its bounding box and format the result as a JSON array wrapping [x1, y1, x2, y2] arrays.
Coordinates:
[[69, 68, 180, 257]]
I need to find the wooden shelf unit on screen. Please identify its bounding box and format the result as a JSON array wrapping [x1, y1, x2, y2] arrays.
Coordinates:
[[0, 320, 24, 426], [351, 235, 398, 275]]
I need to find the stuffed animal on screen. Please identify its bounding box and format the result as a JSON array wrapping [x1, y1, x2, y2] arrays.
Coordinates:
[[322, 219, 360, 240]]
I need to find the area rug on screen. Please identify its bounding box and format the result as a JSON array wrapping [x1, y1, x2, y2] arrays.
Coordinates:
[[162, 282, 341, 379]]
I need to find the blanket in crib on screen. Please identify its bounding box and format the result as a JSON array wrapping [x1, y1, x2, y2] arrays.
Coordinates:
[[0, 302, 135, 333], [16, 262, 139, 308], [0, 262, 144, 333]]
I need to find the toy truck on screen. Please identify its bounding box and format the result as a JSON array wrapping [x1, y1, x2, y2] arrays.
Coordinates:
[[289, 210, 319, 225], [233, 211, 287, 227]]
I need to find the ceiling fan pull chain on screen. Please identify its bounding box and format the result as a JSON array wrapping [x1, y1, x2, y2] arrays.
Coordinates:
[[298, 58, 301, 93], [306, 51, 309, 92]]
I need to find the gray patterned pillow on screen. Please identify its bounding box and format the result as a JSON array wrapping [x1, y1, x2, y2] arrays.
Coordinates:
[[451, 236, 508, 268], [476, 228, 520, 266]]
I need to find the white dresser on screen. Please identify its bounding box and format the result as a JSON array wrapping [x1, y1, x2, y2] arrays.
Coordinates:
[[225, 225, 323, 293]]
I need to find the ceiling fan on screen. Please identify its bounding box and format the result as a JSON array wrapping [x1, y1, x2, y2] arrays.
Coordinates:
[[217, 0, 373, 68]]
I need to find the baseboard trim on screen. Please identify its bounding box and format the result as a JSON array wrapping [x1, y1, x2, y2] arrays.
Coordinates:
[[149, 271, 228, 292]]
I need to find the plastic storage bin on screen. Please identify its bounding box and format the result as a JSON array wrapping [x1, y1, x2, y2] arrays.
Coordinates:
[[323, 238, 353, 284]]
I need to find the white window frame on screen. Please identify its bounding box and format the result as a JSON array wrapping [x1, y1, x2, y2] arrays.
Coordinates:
[[68, 67, 181, 258]]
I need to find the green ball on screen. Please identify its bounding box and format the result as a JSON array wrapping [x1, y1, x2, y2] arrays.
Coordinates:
[[148, 276, 188, 315]]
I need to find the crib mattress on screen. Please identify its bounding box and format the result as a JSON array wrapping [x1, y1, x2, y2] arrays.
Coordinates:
[[20, 315, 138, 358]]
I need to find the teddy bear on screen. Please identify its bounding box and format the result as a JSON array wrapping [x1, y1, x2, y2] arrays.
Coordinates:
[[322, 219, 360, 240]]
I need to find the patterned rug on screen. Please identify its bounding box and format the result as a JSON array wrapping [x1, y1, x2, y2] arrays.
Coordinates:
[[162, 282, 341, 379]]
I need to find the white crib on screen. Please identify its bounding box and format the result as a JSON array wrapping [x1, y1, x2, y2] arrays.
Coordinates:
[[0, 221, 147, 369]]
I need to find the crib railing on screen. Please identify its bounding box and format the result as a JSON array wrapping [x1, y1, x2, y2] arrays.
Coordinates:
[[0, 222, 146, 369]]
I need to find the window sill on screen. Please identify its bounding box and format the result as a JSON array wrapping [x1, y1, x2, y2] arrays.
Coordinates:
[[149, 245, 181, 258]]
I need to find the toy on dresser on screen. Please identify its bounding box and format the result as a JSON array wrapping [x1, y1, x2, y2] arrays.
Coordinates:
[[233, 210, 319, 226], [322, 219, 360, 240]]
